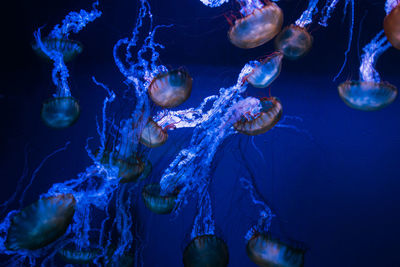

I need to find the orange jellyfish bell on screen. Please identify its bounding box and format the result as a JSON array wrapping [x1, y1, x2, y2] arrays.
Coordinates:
[[148, 69, 193, 108], [384, 3, 400, 49], [275, 24, 313, 60], [140, 119, 168, 148], [234, 97, 282, 136], [228, 2, 283, 49]]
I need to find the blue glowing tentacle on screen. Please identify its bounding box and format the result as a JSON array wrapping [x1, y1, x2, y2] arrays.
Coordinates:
[[199, 0, 230, 8], [295, 0, 320, 28], [318, 0, 340, 27], [333, 0, 354, 82], [237, 0, 264, 16], [385, 0, 399, 15], [359, 31, 391, 82], [49, 1, 102, 39]]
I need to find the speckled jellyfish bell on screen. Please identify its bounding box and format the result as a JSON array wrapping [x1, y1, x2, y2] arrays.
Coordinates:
[[246, 233, 305, 267], [275, 25, 313, 60], [384, 3, 400, 49], [246, 52, 283, 88], [148, 69, 193, 108], [5, 194, 76, 251], [183, 235, 229, 267], [140, 119, 168, 148], [141, 183, 178, 214], [33, 38, 83, 62], [234, 97, 282, 135], [41, 96, 80, 129], [228, 1, 283, 49]]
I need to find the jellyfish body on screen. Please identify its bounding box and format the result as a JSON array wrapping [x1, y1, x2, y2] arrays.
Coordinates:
[[142, 183, 177, 214], [384, 3, 400, 50], [234, 97, 282, 136], [183, 235, 229, 267], [246, 53, 283, 88], [33, 38, 83, 62], [58, 248, 100, 264], [139, 119, 168, 148], [246, 233, 304, 267], [338, 81, 397, 111], [228, 2, 283, 49], [41, 97, 80, 129], [275, 25, 313, 60], [5, 194, 76, 251], [148, 69, 193, 108]]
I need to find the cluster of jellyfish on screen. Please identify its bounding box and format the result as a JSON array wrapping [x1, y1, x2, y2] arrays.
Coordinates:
[[0, 0, 399, 266]]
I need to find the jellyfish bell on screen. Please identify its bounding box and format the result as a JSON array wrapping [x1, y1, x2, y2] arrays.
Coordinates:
[[139, 119, 168, 148], [58, 247, 101, 264], [228, 2, 283, 49], [234, 97, 282, 136], [384, 3, 400, 50], [275, 24, 313, 60], [338, 81, 397, 111], [32, 38, 83, 62], [41, 96, 80, 129], [148, 69, 193, 108], [246, 52, 283, 88], [142, 183, 178, 214], [246, 233, 305, 267], [5, 194, 76, 251], [183, 235, 229, 267]]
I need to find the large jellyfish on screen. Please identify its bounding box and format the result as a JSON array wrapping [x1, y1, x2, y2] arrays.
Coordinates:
[[228, 0, 283, 49], [384, 0, 400, 50]]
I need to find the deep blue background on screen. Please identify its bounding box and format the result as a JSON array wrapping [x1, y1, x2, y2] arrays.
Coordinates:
[[1, 0, 400, 266]]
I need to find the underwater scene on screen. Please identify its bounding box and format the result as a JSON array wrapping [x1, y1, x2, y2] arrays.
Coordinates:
[[1, 0, 400, 266]]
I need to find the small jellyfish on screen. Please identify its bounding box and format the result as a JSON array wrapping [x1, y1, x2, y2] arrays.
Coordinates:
[[246, 52, 283, 88], [183, 235, 229, 267], [228, 2, 283, 49], [139, 119, 168, 148], [275, 24, 313, 60], [148, 69, 193, 108], [234, 97, 282, 136], [33, 38, 83, 62], [384, 3, 400, 50], [41, 96, 80, 129], [5, 194, 76, 251], [246, 233, 305, 267], [58, 247, 100, 264], [141, 183, 177, 214], [338, 81, 397, 111]]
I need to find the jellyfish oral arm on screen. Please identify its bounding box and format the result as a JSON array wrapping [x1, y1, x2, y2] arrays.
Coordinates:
[[295, 0, 320, 28], [386, 0, 400, 15], [318, 0, 340, 26], [199, 0, 230, 8]]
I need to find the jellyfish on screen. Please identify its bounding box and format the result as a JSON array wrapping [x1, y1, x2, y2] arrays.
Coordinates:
[[148, 69, 193, 108], [338, 30, 397, 111], [32, 39, 83, 62], [41, 97, 80, 129], [228, 0, 283, 49], [234, 97, 282, 135], [58, 247, 101, 264], [246, 52, 283, 88], [142, 183, 178, 214], [384, 1, 400, 50], [246, 233, 305, 267], [139, 119, 168, 148], [5, 194, 76, 251], [275, 0, 318, 59], [183, 235, 229, 267]]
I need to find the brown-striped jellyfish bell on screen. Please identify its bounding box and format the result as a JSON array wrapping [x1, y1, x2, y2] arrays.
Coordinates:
[[148, 69, 193, 108], [234, 97, 282, 136], [139, 118, 168, 148], [5, 194, 76, 251], [275, 24, 313, 60], [245, 52, 283, 88], [141, 183, 179, 214], [228, 1, 283, 49], [384, 2, 400, 50], [183, 235, 229, 267], [246, 232, 305, 267]]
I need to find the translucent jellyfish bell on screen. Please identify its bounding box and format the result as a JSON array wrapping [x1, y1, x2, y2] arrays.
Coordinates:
[[139, 119, 168, 148], [246, 52, 283, 88], [275, 24, 313, 60], [32, 38, 83, 62], [142, 183, 178, 214], [148, 69, 193, 108], [338, 81, 397, 111], [234, 97, 282, 135], [5, 194, 76, 251], [246, 233, 305, 267], [58, 247, 100, 264], [384, 3, 400, 50], [41, 97, 80, 129], [228, 2, 283, 49], [183, 235, 229, 267]]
